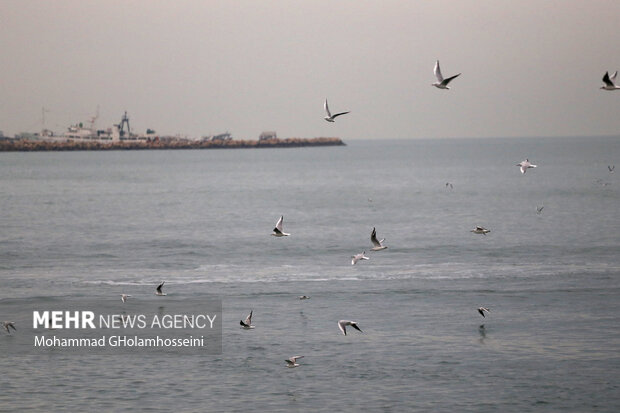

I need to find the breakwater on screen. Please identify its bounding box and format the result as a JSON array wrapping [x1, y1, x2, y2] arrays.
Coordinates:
[[0, 137, 345, 152]]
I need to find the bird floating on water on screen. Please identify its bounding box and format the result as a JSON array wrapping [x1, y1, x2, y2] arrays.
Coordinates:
[[240, 310, 254, 329], [121, 294, 131, 303], [155, 281, 167, 296], [351, 251, 369, 265], [338, 320, 363, 336], [432, 60, 461, 89], [271, 215, 290, 237], [471, 226, 490, 235], [517, 159, 537, 174], [478, 307, 490, 318], [324, 99, 350, 122], [285, 355, 304, 368], [2, 321, 16, 334], [600, 71, 619, 90], [370, 227, 387, 251]]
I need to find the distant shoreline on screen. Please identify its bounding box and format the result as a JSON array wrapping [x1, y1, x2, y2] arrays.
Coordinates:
[[0, 137, 345, 152]]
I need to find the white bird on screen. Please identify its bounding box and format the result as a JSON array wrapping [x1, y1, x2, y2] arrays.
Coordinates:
[[609, 165, 615, 173], [120, 294, 132, 303], [536, 205, 544, 214], [432, 60, 461, 89], [517, 159, 537, 174], [271, 215, 290, 237], [155, 281, 166, 296], [351, 251, 369, 265], [600, 71, 619, 90], [370, 227, 387, 251], [338, 320, 363, 336], [478, 307, 490, 318], [298, 295, 310, 300], [285, 355, 304, 368], [240, 310, 254, 329], [324, 99, 350, 122], [471, 226, 490, 235], [2, 321, 16, 334]]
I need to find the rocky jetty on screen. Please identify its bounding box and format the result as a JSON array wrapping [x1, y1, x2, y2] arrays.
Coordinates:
[[0, 137, 345, 152]]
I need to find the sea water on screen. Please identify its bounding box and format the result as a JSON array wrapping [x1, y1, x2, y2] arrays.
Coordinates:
[[0, 137, 619, 412]]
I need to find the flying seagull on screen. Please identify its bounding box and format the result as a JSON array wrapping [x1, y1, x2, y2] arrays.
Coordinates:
[[285, 355, 304, 368], [324, 99, 350, 122], [471, 226, 490, 235], [609, 165, 615, 173], [370, 227, 387, 251], [432, 60, 461, 89], [517, 159, 537, 174], [600, 71, 619, 90], [121, 294, 132, 303], [240, 310, 254, 329], [338, 320, 363, 336], [351, 251, 369, 265], [298, 295, 310, 300], [2, 321, 16, 334], [155, 281, 166, 296], [271, 215, 290, 237], [478, 307, 490, 318]]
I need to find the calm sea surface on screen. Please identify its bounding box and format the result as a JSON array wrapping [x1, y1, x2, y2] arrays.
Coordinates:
[[1, 137, 619, 412]]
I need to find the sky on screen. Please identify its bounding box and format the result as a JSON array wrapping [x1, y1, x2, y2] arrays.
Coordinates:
[[1, 1, 619, 140]]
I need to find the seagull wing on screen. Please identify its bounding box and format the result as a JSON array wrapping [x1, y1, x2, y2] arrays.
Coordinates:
[[9, 323, 16, 331], [275, 216, 284, 232], [434, 60, 444, 82], [324, 99, 332, 118], [602, 71, 614, 87], [338, 320, 347, 335], [370, 227, 381, 247], [610, 71, 618, 81], [289, 355, 304, 363], [156, 282, 165, 293], [244, 311, 253, 326], [441, 73, 461, 86], [331, 111, 350, 119]]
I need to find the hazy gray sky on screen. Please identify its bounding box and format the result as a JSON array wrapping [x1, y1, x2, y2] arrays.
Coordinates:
[[1, 1, 619, 140]]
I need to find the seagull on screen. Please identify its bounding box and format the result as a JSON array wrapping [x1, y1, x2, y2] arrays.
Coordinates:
[[338, 320, 363, 336], [240, 310, 254, 329], [370, 227, 387, 251], [298, 295, 310, 300], [120, 294, 132, 303], [324, 99, 350, 122], [609, 165, 615, 173], [600, 71, 619, 90], [517, 159, 537, 174], [478, 307, 490, 318], [2, 321, 16, 334], [271, 215, 290, 237], [155, 281, 166, 296], [536, 205, 544, 214], [432, 60, 461, 89], [285, 355, 304, 368], [351, 251, 369, 265], [470, 226, 490, 235]]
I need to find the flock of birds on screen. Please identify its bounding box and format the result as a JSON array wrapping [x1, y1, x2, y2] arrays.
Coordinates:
[[2, 63, 618, 368]]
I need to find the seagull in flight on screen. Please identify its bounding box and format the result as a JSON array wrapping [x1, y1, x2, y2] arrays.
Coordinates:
[[478, 307, 490, 318], [324, 99, 350, 122], [285, 355, 304, 368], [432, 60, 461, 89], [240, 310, 254, 329], [609, 165, 615, 173], [338, 320, 363, 335], [351, 251, 369, 265], [271, 215, 290, 237], [600, 71, 619, 90], [470, 226, 490, 235], [2, 321, 16, 334], [120, 294, 132, 303], [370, 227, 387, 251], [155, 281, 166, 296], [298, 295, 310, 300], [517, 159, 537, 174]]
